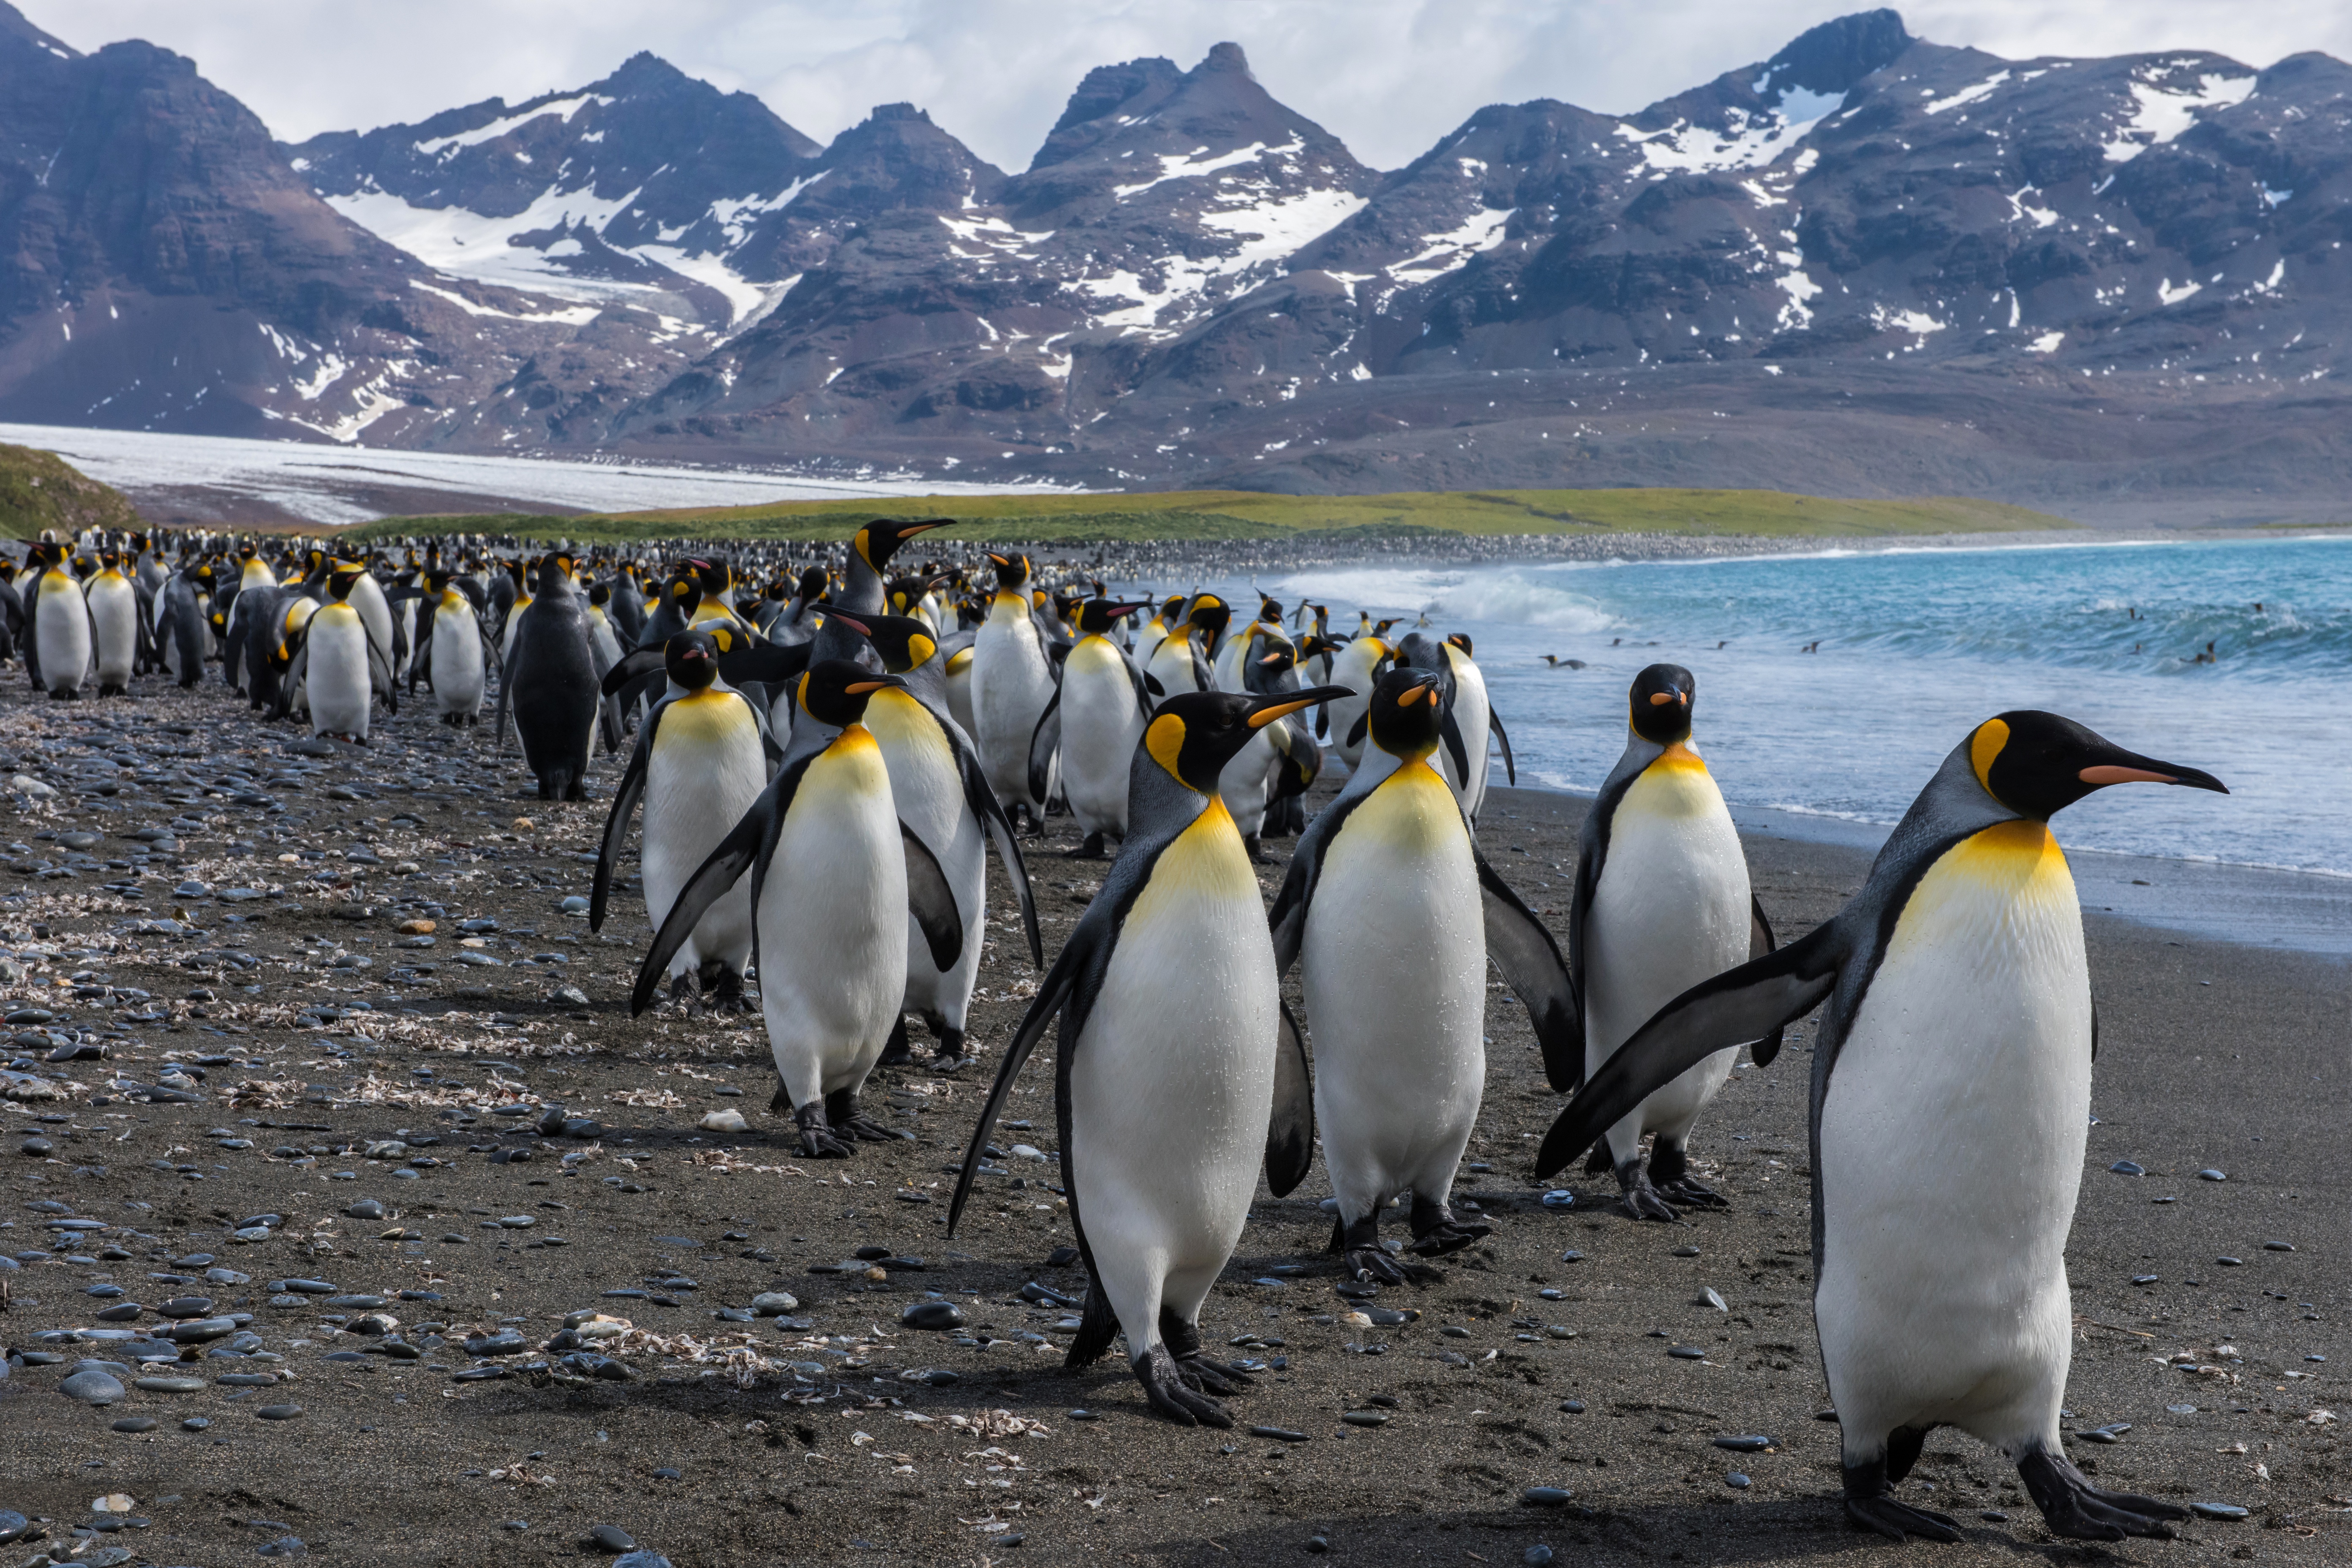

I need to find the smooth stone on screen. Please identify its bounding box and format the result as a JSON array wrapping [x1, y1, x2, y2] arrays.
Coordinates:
[[1667, 1345, 1707, 1360], [183, 1416, 211, 1430], [1670, 1245, 1701, 1257], [2198, 1169, 2227, 1181], [1521, 1487, 1573, 1507], [1251, 1426, 1309, 1443], [750, 1292, 800, 1316], [589, 1524, 637, 1551], [134, 1375, 207, 1393], [1559, 1400, 1585, 1414], [612, 1555, 675, 1568], [1726, 1473, 1753, 1489], [2265, 1241, 2296, 1252], [2191, 1502, 2250, 1521], [2110, 1160, 2145, 1175], [899, 1301, 965, 1331], [1341, 1410, 1389, 1427], [1525, 1549, 1555, 1567], [61, 1369, 126, 1403], [256, 1403, 304, 1420], [111, 1416, 158, 1433]]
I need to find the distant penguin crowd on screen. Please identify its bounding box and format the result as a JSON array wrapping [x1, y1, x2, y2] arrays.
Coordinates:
[[0, 521, 2229, 1546]]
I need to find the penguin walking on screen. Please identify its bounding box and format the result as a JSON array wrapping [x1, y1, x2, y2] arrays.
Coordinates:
[[1539, 711, 2223, 1544], [838, 612, 1042, 1068], [83, 552, 140, 696], [1026, 598, 1157, 858], [1568, 665, 1777, 1220], [29, 545, 91, 699], [951, 684, 1350, 1426], [1271, 667, 1579, 1283], [296, 566, 392, 743], [635, 660, 963, 1156], [971, 553, 1058, 828], [593, 629, 776, 1012], [496, 553, 612, 800]]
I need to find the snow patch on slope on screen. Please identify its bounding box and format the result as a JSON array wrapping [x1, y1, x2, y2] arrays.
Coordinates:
[[2102, 71, 2254, 162], [1388, 209, 1514, 285], [415, 95, 612, 159]]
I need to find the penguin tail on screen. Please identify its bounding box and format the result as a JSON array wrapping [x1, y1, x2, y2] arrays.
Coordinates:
[[1064, 1281, 1120, 1370]]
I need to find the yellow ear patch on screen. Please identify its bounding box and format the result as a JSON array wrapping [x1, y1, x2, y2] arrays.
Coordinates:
[[710, 626, 735, 653], [1145, 713, 1188, 780], [909, 632, 936, 667], [795, 671, 812, 713], [1970, 718, 2010, 795]]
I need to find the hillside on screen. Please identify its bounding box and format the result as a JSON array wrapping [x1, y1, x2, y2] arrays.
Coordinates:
[[346, 486, 2072, 544], [0, 441, 141, 539]]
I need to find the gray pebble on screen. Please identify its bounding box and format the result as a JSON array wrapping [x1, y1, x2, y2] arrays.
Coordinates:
[[256, 1403, 304, 1420], [899, 1301, 965, 1331], [589, 1524, 637, 1550], [61, 1368, 125, 1404], [612, 1555, 675, 1568], [111, 1416, 158, 1433]]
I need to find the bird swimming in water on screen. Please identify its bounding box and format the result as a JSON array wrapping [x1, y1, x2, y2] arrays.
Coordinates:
[[1541, 655, 1586, 670]]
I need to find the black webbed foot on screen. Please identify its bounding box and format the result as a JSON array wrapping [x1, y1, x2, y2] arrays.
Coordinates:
[[1647, 1142, 1729, 1209], [2018, 1448, 2186, 1541], [1657, 1176, 1729, 1209], [702, 965, 751, 1014], [667, 970, 704, 1017], [1613, 1158, 1680, 1222], [1844, 1494, 1963, 1544], [874, 1015, 916, 1068], [825, 1087, 906, 1143], [1178, 1354, 1252, 1397], [1332, 1212, 1407, 1285], [1241, 833, 1272, 863], [1407, 1196, 1492, 1256], [1133, 1344, 1232, 1428], [793, 1102, 854, 1159], [1069, 831, 1105, 860], [929, 1025, 973, 1073]]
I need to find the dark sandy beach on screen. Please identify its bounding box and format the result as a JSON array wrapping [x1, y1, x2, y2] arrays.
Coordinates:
[[0, 683, 2343, 1568]]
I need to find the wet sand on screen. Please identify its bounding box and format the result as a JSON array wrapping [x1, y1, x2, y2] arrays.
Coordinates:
[[0, 682, 2343, 1568]]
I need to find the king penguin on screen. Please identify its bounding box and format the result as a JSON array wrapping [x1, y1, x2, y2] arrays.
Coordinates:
[[1567, 664, 1777, 1219], [83, 551, 140, 696], [297, 566, 391, 743], [1539, 711, 2223, 1544], [593, 629, 777, 1013], [496, 552, 611, 800], [950, 683, 1350, 1426], [29, 544, 91, 700], [636, 659, 964, 1157], [1270, 667, 1579, 1283], [423, 570, 491, 725], [970, 552, 1058, 828], [1025, 597, 1157, 858], [1323, 630, 1392, 772]]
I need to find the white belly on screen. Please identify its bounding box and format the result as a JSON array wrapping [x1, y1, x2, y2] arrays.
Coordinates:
[[1069, 803, 1277, 1353], [643, 693, 769, 977], [35, 581, 89, 693], [1816, 821, 2089, 1456], [1060, 641, 1143, 836], [866, 689, 985, 1024], [972, 608, 1054, 807], [1447, 655, 1491, 814], [307, 613, 374, 738], [1145, 634, 1200, 697], [1584, 753, 1751, 1152], [1303, 764, 1485, 1217], [757, 731, 907, 1105], [1216, 727, 1279, 837], [430, 608, 485, 715], [86, 580, 138, 682]]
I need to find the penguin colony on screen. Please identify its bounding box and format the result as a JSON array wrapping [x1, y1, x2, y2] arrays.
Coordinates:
[[5, 523, 2229, 1546]]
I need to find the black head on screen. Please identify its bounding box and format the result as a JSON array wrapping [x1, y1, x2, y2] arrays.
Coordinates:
[[1159, 593, 1186, 623], [852, 518, 953, 574], [1967, 710, 2227, 820], [1257, 595, 1282, 624], [1445, 631, 1474, 658], [796, 659, 906, 728], [830, 610, 937, 675], [327, 565, 364, 602], [1076, 598, 1152, 635], [1373, 617, 1400, 637], [1367, 667, 1445, 760], [1299, 633, 1342, 661], [1141, 686, 1352, 794], [987, 552, 1031, 591], [1628, 664, 1695, 745], [1189, 594, 1231, 637], [666, 629, 721, 691], [796, 565, 829, 602]]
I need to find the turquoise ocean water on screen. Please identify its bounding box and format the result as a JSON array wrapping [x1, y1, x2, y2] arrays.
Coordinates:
[[1177, 536, 2351, 942]]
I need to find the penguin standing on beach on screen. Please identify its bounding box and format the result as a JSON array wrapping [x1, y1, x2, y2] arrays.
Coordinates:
[[83, 551, 140, 696], [497, 552, 613, 800], [1028, 597, 1158, 858], [27, 544, 90, 699], [635, 660, 964, 1156], [1538, 711, 2223, 1544], [1144, 594, 1223, 698], [971, 552, 1059, 826], [420, 571, 492, 724], [593, 629, 776, 1013], [1271, 667, 1579, 1283], [296, 566, 394, 743], [1567, 664, 1777, 1219], [950, 683, 1349, 1426], [1323, 629, 1393, 771]]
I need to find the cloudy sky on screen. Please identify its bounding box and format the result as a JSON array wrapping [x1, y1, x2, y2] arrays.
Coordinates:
[[25, 1, 2352, 169]]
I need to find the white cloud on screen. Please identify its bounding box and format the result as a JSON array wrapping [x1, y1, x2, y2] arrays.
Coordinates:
[[22, 2, 2352, 172]]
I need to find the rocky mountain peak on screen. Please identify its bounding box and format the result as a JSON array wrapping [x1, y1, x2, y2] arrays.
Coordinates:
[[1763, 8, 1914, 98]]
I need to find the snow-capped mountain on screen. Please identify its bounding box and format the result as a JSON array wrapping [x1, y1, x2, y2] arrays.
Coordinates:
[[3, 6, 2350, 517]]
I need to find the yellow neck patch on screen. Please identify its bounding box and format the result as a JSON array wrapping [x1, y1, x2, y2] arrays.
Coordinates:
[[1970, 718, 2009, 796], [1651, 740, 1708, 774]]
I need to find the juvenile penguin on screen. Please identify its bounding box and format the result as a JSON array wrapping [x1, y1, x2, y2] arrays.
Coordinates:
[[1539, 712, 2222, 1544], [30, 545, 90, 699], [1563, 664, 1774, 1218], [636, 660, 963, 1156], [951, 684, 1350, 1426], [1026, 598, 1157, 858], [593, 629, 774, 1012], [84, 552, 140, 696], [1271, 668, 1579, 1283], [970, 553, 1058, 825]]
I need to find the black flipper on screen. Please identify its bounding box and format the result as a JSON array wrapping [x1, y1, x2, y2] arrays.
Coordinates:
[[1345, 712, 1368, 749], [1268, 790, 1368, 976], [1143, 672, 1165, 698], [1188, 636, 1212, 695], [1746, 893, 1785, 1067], [1439, 708, 1471, 786], [589, 708, 658, 933], [1026, 686, 1062, 808], [717, 637, 812, 690], [947, 940, 1084, 1235], [953, 723, 1043, 966], [599, 646, 664, 698], [901, 820, 964, 972], [630, 759, 806, 1015], [1535, 922, 1841, 1178], [1489, 705, 1515, 786], [1473, 844, 1582, 1092], [1264, 998, 1315, 1197], [491, 622, 519, 753]]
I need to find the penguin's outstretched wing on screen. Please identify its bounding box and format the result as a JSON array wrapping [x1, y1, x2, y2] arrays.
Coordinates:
[[599, 646, 662, 698], [1026, 687, 1061, 809], [900, 821, 964, 971], [946, 935, 1085, 1235], [947, 719, 1043, 966], [630, 756, 807, 1015], [1489, 705, 1516, 786], [589, 703, 662, 933], [1473, 845, 1582, 1093], [1534, 922, 1842, 1179], [1267, 792, 1366, 975], [1265, 999, 1316, 1198], [1746, 894, 1783, 1067]]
